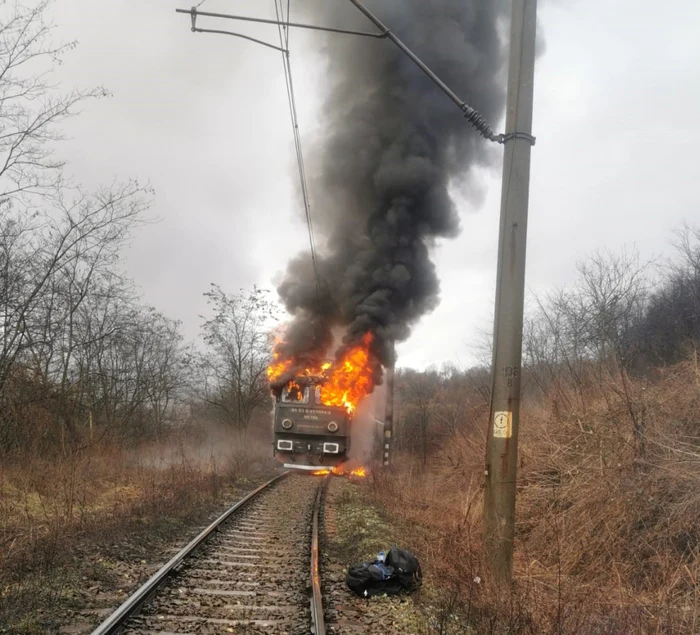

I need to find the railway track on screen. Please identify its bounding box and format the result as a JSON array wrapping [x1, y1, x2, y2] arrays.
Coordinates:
[[90, 472, 328, 635]]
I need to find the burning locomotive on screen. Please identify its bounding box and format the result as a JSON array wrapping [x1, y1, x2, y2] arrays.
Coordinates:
[[268, 334, 376, 471], [272, 372, 351, 470]]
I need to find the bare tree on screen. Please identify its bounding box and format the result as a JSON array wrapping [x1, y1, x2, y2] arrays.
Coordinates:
[[671, 223, 700, 281], [398, 368, 439, 466], [522, 249, 652, 454], [0, 0, 107, 203], [524, 290, 588, 413], [576, 248, 649, 366], [0, 1, 164, 455], [0, 182, 150, 383], [135, 309, 185, 438], [640, 224, 700, 364], [198, 285, 277, 437]]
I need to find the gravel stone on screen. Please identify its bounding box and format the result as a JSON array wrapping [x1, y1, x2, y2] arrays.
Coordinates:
[[120, 474, 320, 635], [320, 477, 426, 635]]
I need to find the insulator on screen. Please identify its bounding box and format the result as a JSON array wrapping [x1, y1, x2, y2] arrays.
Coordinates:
[[461, 104, 502, 143]]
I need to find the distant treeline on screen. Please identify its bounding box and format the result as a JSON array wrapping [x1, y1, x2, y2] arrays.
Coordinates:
[[392, 226, 700, 460]]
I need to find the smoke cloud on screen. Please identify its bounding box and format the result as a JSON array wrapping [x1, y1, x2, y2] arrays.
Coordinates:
[[275, 0, 509, 389]]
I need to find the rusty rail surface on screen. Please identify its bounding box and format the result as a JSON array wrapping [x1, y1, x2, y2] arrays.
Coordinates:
[[310, 476, 328, 635]]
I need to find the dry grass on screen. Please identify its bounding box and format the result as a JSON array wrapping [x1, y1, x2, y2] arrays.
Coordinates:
[[0, 424, 271, 633], [372, 361, 700, 634]]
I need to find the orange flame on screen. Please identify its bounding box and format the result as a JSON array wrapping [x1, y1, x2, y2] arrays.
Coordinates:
[[329, 465, 368, 478], [319, 333, 374, 413], [267, 350, 293, 383], [313, 469, 331, 476], [268, 332, 374, 414]]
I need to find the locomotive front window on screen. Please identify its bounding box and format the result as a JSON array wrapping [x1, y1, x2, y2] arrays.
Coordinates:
[[314, 385, 322, 404], [281, 383, 310, 404]]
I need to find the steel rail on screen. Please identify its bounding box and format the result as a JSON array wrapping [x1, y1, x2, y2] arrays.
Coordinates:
[[89, 471, 289, 635], [310, 476, 328, 635]]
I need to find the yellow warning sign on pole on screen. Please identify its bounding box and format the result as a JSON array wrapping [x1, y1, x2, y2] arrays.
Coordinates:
[[493, 411, 512, 439]]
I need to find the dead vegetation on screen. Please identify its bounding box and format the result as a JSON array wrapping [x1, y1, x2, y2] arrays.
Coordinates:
[[0, 426, 272, 634], [375, 240, 700, 634], [373, 362, 700, 633]]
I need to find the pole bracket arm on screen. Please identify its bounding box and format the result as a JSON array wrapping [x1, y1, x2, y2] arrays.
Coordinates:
[[500, 131, 536, 146]]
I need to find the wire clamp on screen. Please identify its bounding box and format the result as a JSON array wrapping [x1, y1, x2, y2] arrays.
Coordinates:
[[500, 131, 536, 146], [190, 6, 197, 32]]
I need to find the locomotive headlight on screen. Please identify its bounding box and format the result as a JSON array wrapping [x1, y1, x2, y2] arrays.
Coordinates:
[[327, 421, 339, 433], [281, 419, 293, 430]]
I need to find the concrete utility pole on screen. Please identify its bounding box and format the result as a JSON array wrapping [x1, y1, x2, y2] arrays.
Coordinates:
[[483, 0, 538, 586]]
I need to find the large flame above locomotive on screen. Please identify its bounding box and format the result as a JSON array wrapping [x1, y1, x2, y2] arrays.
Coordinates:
[[267, 332, 374, 414]]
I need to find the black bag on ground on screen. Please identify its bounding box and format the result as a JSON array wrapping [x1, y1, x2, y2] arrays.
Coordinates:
[[385, 546, 422, 592], [345, 561, 403, 598], [345, 547, 422, 598]]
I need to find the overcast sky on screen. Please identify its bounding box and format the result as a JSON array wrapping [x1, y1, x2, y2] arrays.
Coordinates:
[[49, 0, 700, 370]]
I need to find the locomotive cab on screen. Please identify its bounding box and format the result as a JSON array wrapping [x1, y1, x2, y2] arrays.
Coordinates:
[[273, 377, 351, 470]]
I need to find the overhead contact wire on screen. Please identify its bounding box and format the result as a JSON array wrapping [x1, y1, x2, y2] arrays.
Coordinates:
[[274, 0, 322, 297]]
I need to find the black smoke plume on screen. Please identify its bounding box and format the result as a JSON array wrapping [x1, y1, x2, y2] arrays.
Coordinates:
[[274, 0, 509, 390]]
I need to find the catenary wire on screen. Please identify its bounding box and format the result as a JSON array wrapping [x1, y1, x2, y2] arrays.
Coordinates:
[[274, 0, 323, 297]]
